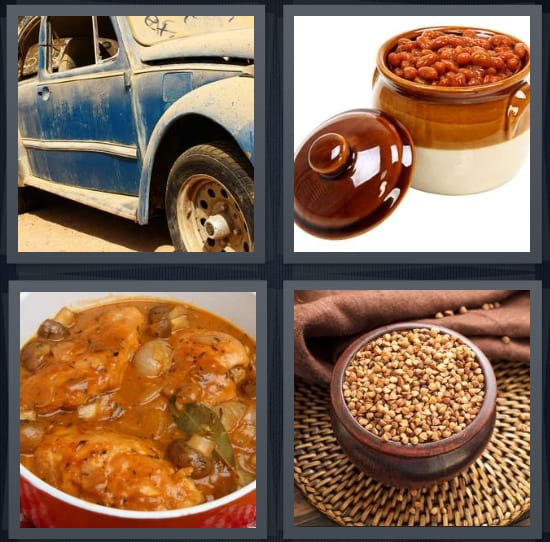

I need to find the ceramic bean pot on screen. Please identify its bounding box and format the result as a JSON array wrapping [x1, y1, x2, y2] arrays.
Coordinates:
[[373, 27, 530, 195], [330, 322, 497, 488]]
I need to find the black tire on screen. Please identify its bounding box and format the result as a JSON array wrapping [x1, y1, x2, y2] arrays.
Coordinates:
[[165, 141, 254, 252]]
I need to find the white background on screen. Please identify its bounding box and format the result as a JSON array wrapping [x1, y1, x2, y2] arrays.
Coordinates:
[[294, 15, 531, 253]]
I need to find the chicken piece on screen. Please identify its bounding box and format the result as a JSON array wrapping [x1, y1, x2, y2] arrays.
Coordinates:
[[164, 330, 251, 407], [31, 426, 204, 511], [171, 330, 249, 370], [20, 307, 145, 416]]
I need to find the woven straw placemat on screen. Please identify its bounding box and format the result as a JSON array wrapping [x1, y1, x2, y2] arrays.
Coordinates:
[[294, 358, 530, 527]]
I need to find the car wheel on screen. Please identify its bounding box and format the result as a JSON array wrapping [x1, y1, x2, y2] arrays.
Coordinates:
[[165, 142, 254, 252]]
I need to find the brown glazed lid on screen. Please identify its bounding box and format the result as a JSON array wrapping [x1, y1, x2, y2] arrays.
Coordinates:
[[294, 109, 415, 239]]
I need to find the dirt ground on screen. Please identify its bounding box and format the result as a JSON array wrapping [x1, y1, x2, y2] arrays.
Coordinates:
[[18, 193, 175, 252]]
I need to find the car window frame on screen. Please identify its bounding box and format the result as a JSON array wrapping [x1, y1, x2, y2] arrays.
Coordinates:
[[95, 16, 121, 66], [43, 16, 120, 76], [17, 17, 41, 82]]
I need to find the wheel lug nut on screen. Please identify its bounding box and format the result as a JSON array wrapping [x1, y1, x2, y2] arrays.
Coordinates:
[[204, 214, 231, 240], [233, 228, 241, 236]]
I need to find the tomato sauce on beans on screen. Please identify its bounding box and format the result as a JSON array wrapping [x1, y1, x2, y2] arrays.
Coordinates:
[[387, 29, 528, 87]]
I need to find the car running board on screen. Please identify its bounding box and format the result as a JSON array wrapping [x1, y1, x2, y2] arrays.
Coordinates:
[[23, 176, 140, 222]]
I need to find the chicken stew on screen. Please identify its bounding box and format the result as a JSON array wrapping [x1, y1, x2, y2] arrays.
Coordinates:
[[20, 299, 256, 511]]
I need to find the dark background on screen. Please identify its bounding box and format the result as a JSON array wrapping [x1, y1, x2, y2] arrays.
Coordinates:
[[1, 0, 548, 540]]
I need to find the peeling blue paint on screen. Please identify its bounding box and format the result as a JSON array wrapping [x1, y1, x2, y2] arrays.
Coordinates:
[[27, 149, 141, 194]]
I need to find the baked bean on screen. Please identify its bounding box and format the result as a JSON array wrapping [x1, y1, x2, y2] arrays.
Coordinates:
[[514, 42, 527, 59], [490, 35, 513, 48], [445, 73, 457, 85], [475, 38, 491, 50], [432, 36, 450, 49], [434, 74, 453, 87], [423, 30, 444, 39], [474, 70, 485, 82], [454, 72, 467, 86], [433, 61, 446, 75], [471, 51, 492, 67], [416, 53, 438, 67], [439, 48, 454, 60], [491, 57, 504, 70], [403, 66, 417, 80], [416, 37, 432, 50], [402, 51, 412, 59], [442, 60, 458, 73], [456, 52, 471, 66], [387, 28, 528, 86], [417, 66, 438, 80], [397, 38, 415, 51], [388, 52, 400, 67], [507, 56, 520, 71]]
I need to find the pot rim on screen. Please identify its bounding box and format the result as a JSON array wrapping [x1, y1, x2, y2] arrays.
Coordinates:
[[376, 25, 530, 97], [330, 321, 497, 459], [20, 466, 256, 519]]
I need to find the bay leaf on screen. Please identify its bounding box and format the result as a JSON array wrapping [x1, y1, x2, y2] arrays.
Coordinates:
[[170, 400, 236, 469]]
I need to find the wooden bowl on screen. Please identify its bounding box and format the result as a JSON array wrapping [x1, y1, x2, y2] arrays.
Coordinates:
[[330, 322, 497, 488]]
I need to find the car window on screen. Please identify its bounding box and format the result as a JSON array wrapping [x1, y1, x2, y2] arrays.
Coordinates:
[[96, 16, 119, 61], [48, 16, 119, 73]]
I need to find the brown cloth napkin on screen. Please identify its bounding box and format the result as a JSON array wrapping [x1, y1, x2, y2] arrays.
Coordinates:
[[295, 290, 530, 386]]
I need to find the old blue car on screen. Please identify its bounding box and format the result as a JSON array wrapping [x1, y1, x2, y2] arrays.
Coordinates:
[[18, 15, 254, 252]]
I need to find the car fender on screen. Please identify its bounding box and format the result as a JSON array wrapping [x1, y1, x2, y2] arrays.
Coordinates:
[[137, 76, 254, 224]]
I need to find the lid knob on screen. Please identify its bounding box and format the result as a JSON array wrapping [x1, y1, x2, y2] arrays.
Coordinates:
[[294, 109, 415, 239], [308, 132, 352, 178]]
